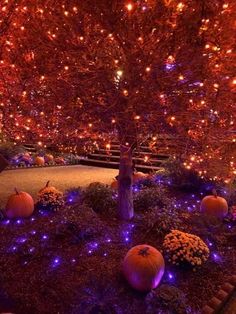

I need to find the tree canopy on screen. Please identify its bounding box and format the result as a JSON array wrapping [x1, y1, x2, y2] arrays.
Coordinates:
[[0, 0, 235, 180]]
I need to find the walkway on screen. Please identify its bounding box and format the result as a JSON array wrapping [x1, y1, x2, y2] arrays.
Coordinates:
[[0, 165, 118, 207]]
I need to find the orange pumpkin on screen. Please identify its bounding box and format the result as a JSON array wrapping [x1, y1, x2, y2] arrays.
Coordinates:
[[54, 157, 66, 165], [39, 181, 58, 194], [200, 190, 228, 218], [5, 188, 34, 218], [123, 244, 165, 291], [133, 172, 147, 183], [45, 154, 54, 163], [35, 156, 45, 166], [24, 153, 31, 158], [110, 179, 118, 189]]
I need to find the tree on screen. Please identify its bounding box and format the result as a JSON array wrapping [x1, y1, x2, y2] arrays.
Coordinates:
[[0, 0, 235, 219]]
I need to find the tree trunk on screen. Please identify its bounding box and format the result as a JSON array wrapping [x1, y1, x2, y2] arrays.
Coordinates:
[[118, 145, 134, 220]]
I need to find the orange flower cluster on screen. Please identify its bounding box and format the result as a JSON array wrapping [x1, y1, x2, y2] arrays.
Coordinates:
[[38, 187, 64, 212], [163, 230, 209, 267]]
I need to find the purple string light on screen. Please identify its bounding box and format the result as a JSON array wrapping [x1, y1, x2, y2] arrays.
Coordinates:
[[52, 257, 60, 267]]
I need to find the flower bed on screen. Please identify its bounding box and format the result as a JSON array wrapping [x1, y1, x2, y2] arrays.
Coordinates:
[[0, 181, 235, 313]]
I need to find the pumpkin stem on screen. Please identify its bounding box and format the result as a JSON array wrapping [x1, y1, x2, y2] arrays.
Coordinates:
[[212, 189, 218, 198], [138, 247, 150, 257], [46, 181, 50, 187], [14, 188, 19, 195]]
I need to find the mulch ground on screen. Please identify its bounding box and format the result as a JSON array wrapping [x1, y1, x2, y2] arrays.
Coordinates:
[[0, 191, 235, 314]]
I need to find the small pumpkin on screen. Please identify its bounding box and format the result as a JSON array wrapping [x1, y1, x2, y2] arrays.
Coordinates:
[[200, 189, 228, 218], [24, 153, 31, 158], [39, 181, 58, 194], [21, 154, 32, 165], [5, 188, 34, 218], [35, 156, 45, 166], [45, 154, 54, 163], [54, 157, 66, 165], [110, 179, 118, 189], [123, 244, 165, 291], [133, 172, 147, 183]]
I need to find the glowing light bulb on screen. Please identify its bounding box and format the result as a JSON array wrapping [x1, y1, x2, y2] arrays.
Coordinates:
[[117, 70, 123, 77], [177, 2, 184, 11], [146, 67, 151, 72], [126, 3, 133, 11], [178, 74, 184, 80], [123, 89, 128, 96]]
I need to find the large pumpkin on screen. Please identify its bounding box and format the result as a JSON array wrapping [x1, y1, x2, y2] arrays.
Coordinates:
[[5, 188, 34, 218], [45, 154, 54, 163], [200, 190, 228, 218], [35, 156, 45, 166], [133, 172, 147, 183], [123, 244, 165, 291]]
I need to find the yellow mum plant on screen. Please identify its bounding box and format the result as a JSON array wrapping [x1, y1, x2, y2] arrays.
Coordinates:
[[38, 183, 64, 212], [163, 230, 209, 267]]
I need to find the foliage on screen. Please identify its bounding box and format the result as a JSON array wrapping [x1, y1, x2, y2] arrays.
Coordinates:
[[163, 230, 209, 268], [141, 207, 182, 237], [83, 182, 116, 214], [164, 158, 204, 192], [54, 205, 104, 244], [134, 176, 158, 189], [0, 1, 234, 182], [75, 276, 121, 314], [134, 186, 174, 212], [64, 187, 83, 205], [37, 187, 65, 212], [0, 142, 25, 160], [146, 285, 190, 314]]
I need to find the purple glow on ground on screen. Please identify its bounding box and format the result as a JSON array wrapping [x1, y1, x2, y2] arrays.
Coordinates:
[[16, 237, 27, 244], [212, 252, 222, 262]]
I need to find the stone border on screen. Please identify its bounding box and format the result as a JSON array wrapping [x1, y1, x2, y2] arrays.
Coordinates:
[[202, 275, 236, 313], [4, 162, 81, 171]]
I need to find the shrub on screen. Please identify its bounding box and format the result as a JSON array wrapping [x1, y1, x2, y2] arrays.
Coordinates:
[[164, 158, 204, 192], [163, 230, 209, 267], [141, 207, 182, 237], [64, 187, 82, 205], [134, 186, 173, 212], [37, 187, 65, 212], [54, 205, 104, 243], [83, 182, 116, 214], [0, 142, 25, 160], [146, 285, 190, 314], [134, 176, 158, 189]]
